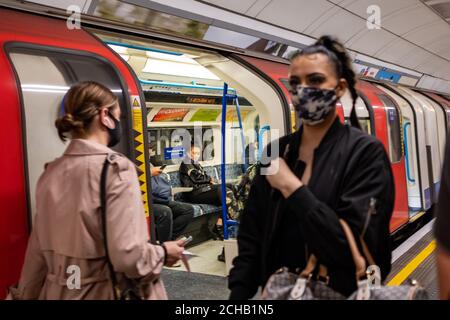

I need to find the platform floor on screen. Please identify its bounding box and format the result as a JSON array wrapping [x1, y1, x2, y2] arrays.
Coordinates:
[[163, 219, 439, 299], [387, 219, 438, 299]]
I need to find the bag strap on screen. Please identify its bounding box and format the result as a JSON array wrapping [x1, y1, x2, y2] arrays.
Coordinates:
[[100, 157, 119, 300], [338, 219, 367, 280], [299, 219, 371, 282]]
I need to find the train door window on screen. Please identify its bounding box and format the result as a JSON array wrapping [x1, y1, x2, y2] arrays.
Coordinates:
[[378, 94, 402, 163], [8, 47, 130, 222], [148, 127, 214, 166]]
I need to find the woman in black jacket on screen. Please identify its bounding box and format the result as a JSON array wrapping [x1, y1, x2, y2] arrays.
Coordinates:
[[228, 36, 395, 299], [179, 144, 223, 205]]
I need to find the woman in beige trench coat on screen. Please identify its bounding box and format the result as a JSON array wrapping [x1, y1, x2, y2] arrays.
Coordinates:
[[9, 81, 185, 300]]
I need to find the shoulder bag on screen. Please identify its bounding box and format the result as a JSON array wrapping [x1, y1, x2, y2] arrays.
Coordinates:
[[100, 157, 142, 300]]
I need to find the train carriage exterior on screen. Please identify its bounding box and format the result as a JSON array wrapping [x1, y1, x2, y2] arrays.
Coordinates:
[[1, 6, 450, 299]]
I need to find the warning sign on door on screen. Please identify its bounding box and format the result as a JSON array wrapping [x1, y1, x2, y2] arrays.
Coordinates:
[[132, 96, 140, 109]]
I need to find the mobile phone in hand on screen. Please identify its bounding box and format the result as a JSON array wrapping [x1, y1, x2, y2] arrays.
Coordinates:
[[159, 164, 167, 171], [181, 236, 193, 246]]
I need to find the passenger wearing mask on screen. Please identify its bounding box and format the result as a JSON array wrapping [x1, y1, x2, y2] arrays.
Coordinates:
[[179, 144, 223, 206], [228, 36, 395, 299], [9, 81, 184, 300], [435, 131, 450, 300], [179, 144, 238, 246]]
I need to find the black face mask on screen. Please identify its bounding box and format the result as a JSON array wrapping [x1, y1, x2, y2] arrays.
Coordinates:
[[106, 110, 122, 148]]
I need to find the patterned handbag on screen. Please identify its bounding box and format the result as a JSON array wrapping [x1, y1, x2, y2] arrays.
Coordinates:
[[262, 218, 429, 300]]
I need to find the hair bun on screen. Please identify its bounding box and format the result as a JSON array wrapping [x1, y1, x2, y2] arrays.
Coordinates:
[[55, 113, 84, 141], [316, 35, 335, 49], [316, 36, 347, 57]]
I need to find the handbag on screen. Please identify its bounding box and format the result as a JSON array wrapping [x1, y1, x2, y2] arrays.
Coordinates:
[[100, 157, 142, 300], [261, 217, 429, 300]]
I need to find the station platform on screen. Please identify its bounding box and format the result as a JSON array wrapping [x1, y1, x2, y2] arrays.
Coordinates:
[[387, 219, 438, 299]]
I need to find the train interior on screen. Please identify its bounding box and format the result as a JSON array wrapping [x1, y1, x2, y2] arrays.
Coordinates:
[[93, 31, 288, 276]]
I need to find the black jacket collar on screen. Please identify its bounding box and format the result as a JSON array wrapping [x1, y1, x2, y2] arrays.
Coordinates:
[[285, 117, 345, 164]]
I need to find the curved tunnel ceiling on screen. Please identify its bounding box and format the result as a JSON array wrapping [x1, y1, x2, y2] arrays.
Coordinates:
[[199, 0, 450, 82]]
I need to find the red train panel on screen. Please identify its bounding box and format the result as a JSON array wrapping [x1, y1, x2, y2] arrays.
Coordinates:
[[357, 80, 409, 232]]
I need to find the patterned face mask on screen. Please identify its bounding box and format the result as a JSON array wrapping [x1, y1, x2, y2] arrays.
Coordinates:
[[290, 85, 338, 125]]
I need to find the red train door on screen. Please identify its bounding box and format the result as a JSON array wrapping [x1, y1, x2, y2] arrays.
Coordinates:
[[0, 8, 152, 298], [357, 81, 409, 232]]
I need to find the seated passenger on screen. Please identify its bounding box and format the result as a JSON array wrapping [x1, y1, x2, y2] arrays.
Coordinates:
[[179, 144, 238, 242], [150, 162, 194, 243], [179, 143, 223, 206]]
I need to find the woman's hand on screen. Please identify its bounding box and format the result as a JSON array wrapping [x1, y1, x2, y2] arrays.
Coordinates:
[[266, 158, 303, 198], [163, 239, 185, 266]]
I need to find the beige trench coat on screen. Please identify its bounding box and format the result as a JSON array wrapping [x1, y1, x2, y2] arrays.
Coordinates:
[[9, 139, 167, 300]]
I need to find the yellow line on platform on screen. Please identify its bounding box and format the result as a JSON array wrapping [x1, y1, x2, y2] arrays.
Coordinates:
[[388, 240, 436, 286], [409, 210, 426, 223]]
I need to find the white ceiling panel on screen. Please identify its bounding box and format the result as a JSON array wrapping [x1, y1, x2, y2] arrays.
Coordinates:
[[245, 0, 272, 17], [435, 43, 450, 55], [433, 64, 450, 79], [375, 40, 417, 64], [382, 6, 437, 35], [200, 0, 257, 14], [189, 0, 450, 82], [415, 54, 444, 72], [399, 48, 433, 69], [404, 23, 449, 47], [307, 10, 366, 42], [346, 29, 399, 56], [256, 0, 335, 32], [303, 6, 341, 34], [342, 0, 419, 18]]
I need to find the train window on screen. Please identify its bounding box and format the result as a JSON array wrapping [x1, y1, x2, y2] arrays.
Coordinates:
[[148, 127, 215, 166], [358, 119, 371, 134], [343, 118, 371, 134], [8, 47, 130, 221], [378, 94, 402, 163]]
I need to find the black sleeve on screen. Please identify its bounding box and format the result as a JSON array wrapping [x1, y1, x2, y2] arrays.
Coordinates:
[[285, 139, 394, 279], [228, 171, 265, 300], [435, 133, 450, 252]]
